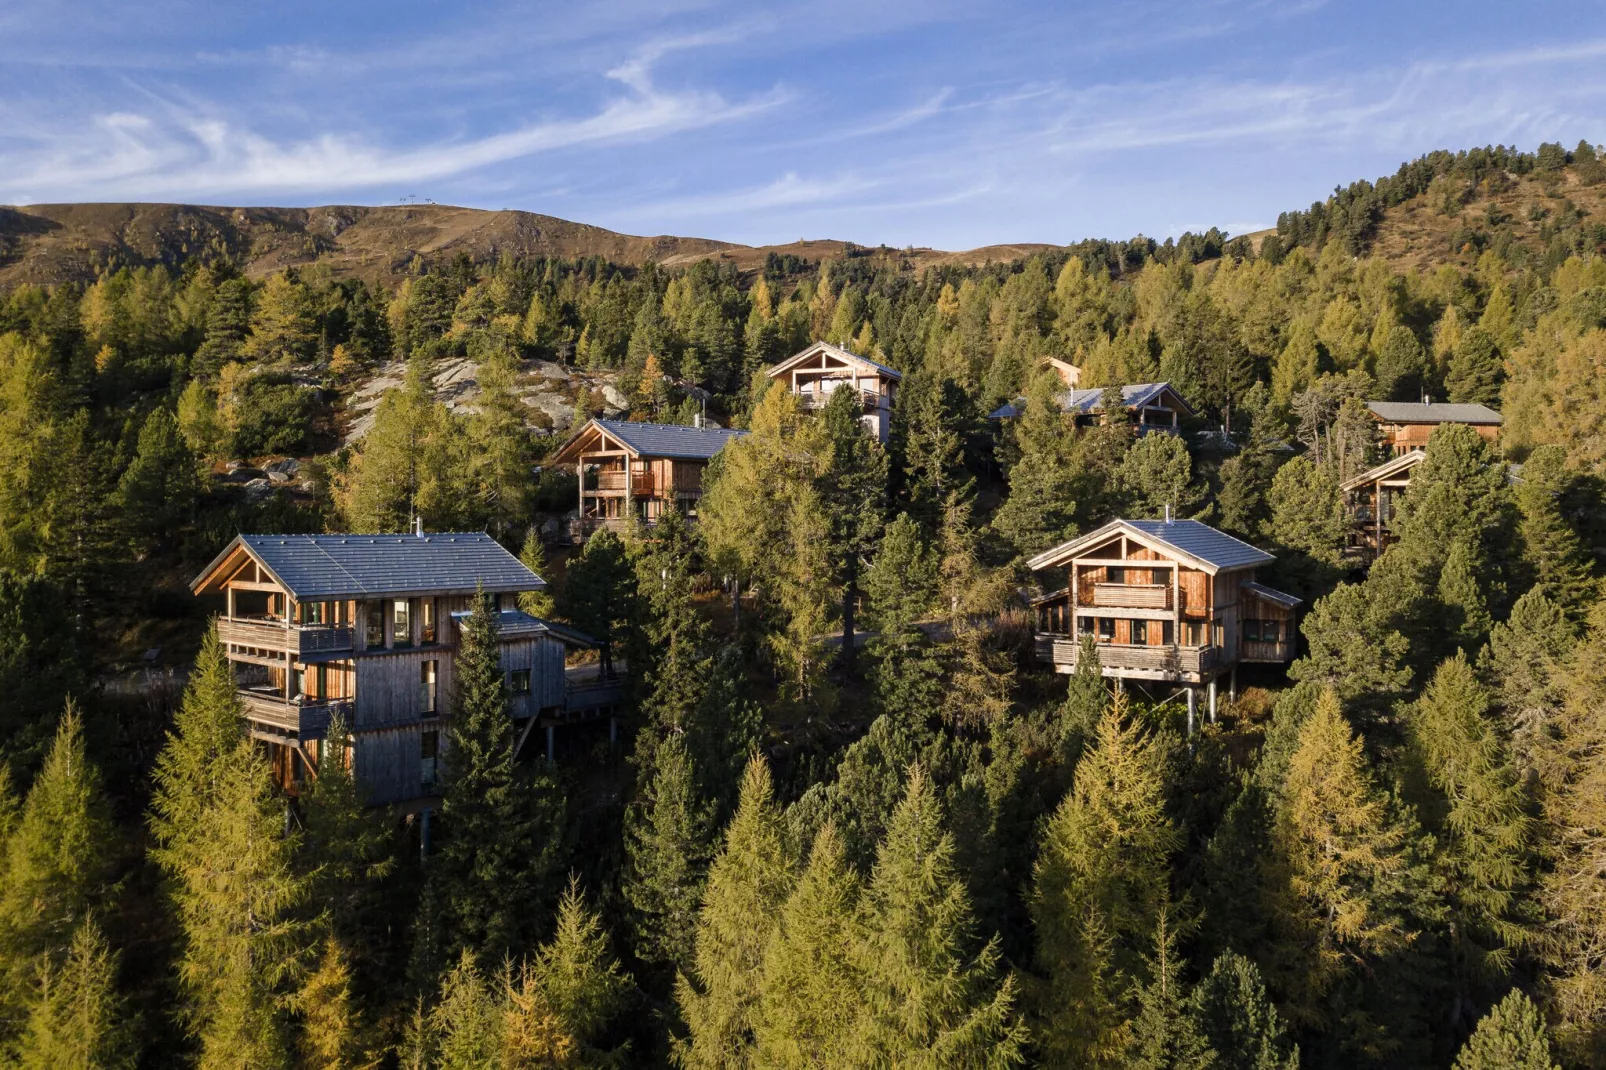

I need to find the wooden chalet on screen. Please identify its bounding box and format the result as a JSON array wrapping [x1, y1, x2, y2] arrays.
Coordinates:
[[1028, 518, 1300, 717], [1340, 449, 1426, 557], [1367, 400, 1502, 456], [767, 341, 903, 442], [550, 418, 747, 537], [191, 531, 622, 807], [988, 382, 1193, 434]]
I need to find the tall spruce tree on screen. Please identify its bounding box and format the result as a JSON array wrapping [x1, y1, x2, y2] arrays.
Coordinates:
[[675, 754, 795, 1070], [850, 766, 1028, 1068], [1407, 655, 1537, 996], [532, 878, 632, 1061], [562, 528, 635, 678], [516, 530, 557, 619], [14, 917, 133, 1070], [1122, 910, 1217, 1070], [0, 702, 114, 1035], [623, 734, 717, 975], [818, 380, 888, 662], [754, 823, 864, 1068], [1513, 445, 1596, 620], [1031, 696, 1178, 1065], [1480, 587, 1577, 779]]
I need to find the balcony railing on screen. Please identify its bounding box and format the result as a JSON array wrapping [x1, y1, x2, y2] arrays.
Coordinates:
[[594, 471, 656, 495], [1089, 583, 1170, 610], [219, 617, 354, 656], [1035, 636, 1218, 677], [238, 690, 353, 740], [798, 386, 883, 409]]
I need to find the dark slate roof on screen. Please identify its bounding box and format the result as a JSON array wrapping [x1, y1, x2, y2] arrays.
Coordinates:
[[593, 419, 747, 460], [1367, 401, 1502, 425], [1241, 581, 1302, 609], [448, 608, 597, 646], [1123, 519, 1274, 570], [988, 382, 1185, 420], [195, 533, 546, 600]]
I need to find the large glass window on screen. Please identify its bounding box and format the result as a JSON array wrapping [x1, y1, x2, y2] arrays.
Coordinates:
[[420, 660, 438, 715], [421, 731, 438, 793], [392, 599, 411, 647], [509, 669, 531, 695], [1131, 619, 1148, 644], [365, 602, 385, 647], [1097, 617, 1115, 641], [421, 599, 436, 645]]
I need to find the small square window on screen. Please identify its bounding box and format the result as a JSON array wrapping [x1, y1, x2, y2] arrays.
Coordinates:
[[509, 669, 531, 695], [1097, 618, 1115, 640]]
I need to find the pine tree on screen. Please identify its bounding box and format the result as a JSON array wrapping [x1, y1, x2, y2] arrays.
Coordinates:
[[1514, 445, 1596, 620], [1031, 697, 1178, 1065], [1057, 634, 1107, 761], [1446, 325, 1503, 406], [427, 591, 563, 968], [298, 714, 395, 984], [532, 878, 631, 1058], [1439, 539, 1495, 651], [753, 823, 864, 1069], [862, 513, 938, 635], [683, 646, 764, 813], [624, 734, 717, 974], [1480, 587, 1576, 779], [851, 765, 1027, 1068], [675, 754, 795, 1070], [771, 484, 836, 709], [160, 737, 309, 1067], [1263, 689, 1429, 1058], [1192, 952, 1297, 1070], [1118, 431, 1198, 519], [466, 347, 533, 535], [149, 624, 243, 853], [516, 529, 558, 619], [818, 379, 888, 661], [991, 371, 1080, 561], [292, 938, 372, 1070], [117, 406, 201, 554], [894, 370, 972, 532], [1123, 910, 1217, 1070], [0, 701, 113, 1040], [430, 952, 504, 1070], [1453, 990, 1559, 1070], [1266, 456, 1347, 569], [14, 917, 133, 1070], [246, 269, 319, 364], [562, 528, 635, 677], [1289, 582, 1412, 705], [1407, 656, 1536, 998], [1373, 324, 1430, 400]]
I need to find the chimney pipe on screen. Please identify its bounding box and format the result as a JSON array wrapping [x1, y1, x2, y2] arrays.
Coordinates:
[[415, 516, 424, 536], [1164, 503, 1172, 524]]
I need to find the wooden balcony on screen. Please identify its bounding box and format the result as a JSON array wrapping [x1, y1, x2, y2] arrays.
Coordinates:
[[219, 617, 354, 657], [1089, 583, 1170, 610], [594, 471, 656, 496], [798, 386, 884, 409], [1035, 636, 1219, 679], [238, 690, 353, 740]]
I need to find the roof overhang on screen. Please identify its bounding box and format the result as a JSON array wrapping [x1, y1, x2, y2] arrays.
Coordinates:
[[191, 535, 292, 595], [1241, 581, 1302, 610], [549, 419, 639, 465], [1340, 449, 1426, 492], [765, 341, 903, 381], [1026, 519, 1249, 576]]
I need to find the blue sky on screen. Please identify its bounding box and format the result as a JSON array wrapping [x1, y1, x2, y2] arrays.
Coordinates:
[[4, 1, 1606, 250]]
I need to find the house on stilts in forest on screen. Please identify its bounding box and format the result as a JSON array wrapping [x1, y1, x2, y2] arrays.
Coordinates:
[[190, 529, 623, 809], [766, 340, 903, 442], [550, 418, 747, 538], [1027, 516, 1301, 722]]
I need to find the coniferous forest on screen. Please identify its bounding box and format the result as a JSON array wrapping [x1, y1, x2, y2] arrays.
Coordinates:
[[3, 142, 1606, 1068]]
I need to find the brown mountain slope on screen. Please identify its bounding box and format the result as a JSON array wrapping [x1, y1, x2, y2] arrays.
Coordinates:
[[0, 201, 1060, 287]]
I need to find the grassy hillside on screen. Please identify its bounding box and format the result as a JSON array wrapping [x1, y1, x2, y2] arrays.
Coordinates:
[[0, 201, 1062, 288]]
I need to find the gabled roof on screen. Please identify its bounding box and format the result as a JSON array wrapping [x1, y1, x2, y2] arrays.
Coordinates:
[[988, 382, 1192, 420], [1340, 449, 1426, 492], [1028, 518, 1274, 574], [192, 532, 545, 600], [1367, 401, 1502, 426], [1241, 581, 1302, 609], [549, 418, 747, 464], [448, 608, 597, 647], [766, 340, 903, 381]]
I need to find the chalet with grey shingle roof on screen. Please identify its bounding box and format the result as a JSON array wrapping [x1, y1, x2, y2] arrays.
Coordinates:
[[1366, 399, 1502, 455], [1028, 517, 1298, 721], [192, 530, 621, 807], [550, 418, 748, 537], [767, 341, 903, 442], [988, 382, 1193, 435]]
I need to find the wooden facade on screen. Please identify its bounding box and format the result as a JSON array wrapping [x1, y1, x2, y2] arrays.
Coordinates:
[[1028, 520, 1299, 700], [193, 533, 609, 807], [767, 341, 903, 442], [1366, 401, 1502, 456], [989, 381, 1194, 436], [1340, 449, 1426, 558], [550, 419, 746, 538]]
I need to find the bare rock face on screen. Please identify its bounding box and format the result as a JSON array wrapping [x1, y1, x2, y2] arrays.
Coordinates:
[[342, 357, 611, 445], [600, 383, 630, 412]]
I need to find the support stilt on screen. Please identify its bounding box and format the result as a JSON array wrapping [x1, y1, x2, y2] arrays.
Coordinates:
[[1186, 687, 1196, 738], [420, 807, 431, 861], [1208, 678, 1217, 724], [608, 715, 617, 746], [546, 724, 556, 763], [1229, 665, 1238, 704]]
